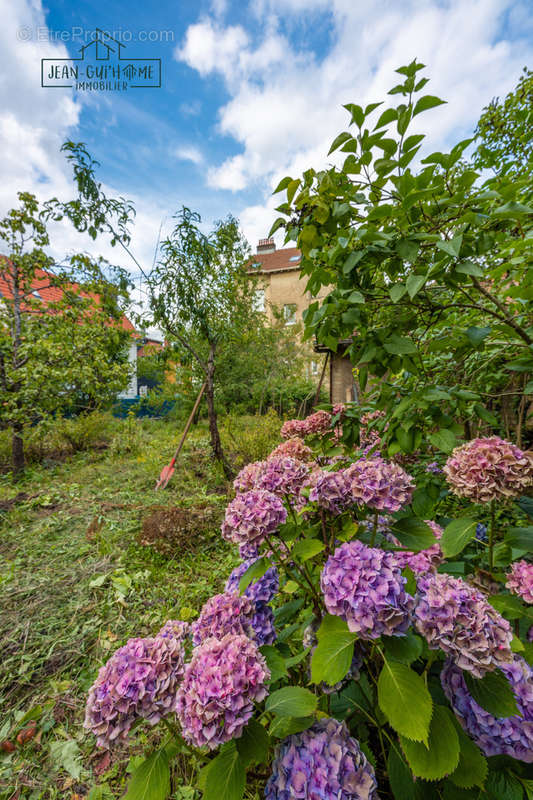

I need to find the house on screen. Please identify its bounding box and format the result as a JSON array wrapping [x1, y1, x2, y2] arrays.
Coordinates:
[[248, 238, 357, 404]]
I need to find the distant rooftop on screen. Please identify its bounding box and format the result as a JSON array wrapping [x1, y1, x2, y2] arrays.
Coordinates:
[[248, 239, 302, 273]]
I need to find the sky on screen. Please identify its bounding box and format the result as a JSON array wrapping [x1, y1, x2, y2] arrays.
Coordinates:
[[1, 0, 532, 287]]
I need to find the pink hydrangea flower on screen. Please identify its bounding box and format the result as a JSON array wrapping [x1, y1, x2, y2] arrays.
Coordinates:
[[281, 419, 307, 439], [392, 520, 444, 575], [444, 437, 533, 503], [191, 592, 256, 646], [156, 620, 190, 643], [84, 636, 185, 748], [255, 456, 310, 497], [270, 437, 313, 463], [309, 469, 353, 515], [221, 489, 287, 549], [321, 540, 414, 639], [345, 457, 414, 512], [359, 410, 387, 450], [176, 634, 269, 749], [506, 560, 533, 604], [305, 410, 333, 435], [233, 461, 267, 493], [414, 573, 513, 677]]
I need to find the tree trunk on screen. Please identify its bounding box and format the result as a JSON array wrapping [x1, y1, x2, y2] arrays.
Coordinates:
[[205, 344, 232, 480], [12, 423, 25, 476]]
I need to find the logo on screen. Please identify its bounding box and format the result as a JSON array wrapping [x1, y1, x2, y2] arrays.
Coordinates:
[[41, 28, 161, 91]]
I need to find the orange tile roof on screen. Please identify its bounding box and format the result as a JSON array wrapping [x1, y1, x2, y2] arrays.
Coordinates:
[[248, 247, 302, 273]]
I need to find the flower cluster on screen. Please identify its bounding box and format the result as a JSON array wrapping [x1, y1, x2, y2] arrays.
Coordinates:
[[506, 560, 533, 604], [156, 620, 190, 643], [265, 718, 378, 800], [225, 557, 279, 605], [441, 656, 533, 763], [280, 409, 336, 440], [359, 410, 387, 450], [321, 541, 414, 639], [176, 634, 269, 749], [221, 489, 287, 549], [425, 461, 443, 474], [392, 520, 443, 575], [255, 455, 310, 497], [414, 573, 513, 677], [443, 436, 533, 503], [191, 592, 256, 646], [233, 461, 266, 493], [270, 437, 313, 463], [346, 457, 414, 512], [309, 469, 353, 515], [251, 604, 276, 646], [84, 636, 185, 748]]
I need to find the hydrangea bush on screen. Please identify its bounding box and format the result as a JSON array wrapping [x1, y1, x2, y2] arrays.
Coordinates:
[[84, 398, 533, 799]]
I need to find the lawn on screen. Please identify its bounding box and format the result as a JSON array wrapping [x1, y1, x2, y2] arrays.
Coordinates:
[[0, 414, 277, 799]]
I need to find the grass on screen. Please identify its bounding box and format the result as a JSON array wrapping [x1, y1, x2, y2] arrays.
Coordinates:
[[0, 413, 279, 799]]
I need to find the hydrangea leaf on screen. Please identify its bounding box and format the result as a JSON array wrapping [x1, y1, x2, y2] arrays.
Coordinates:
[[382, 631, 423, 665], [387, 747, 417, 800], [330, 675, 374, 720], [123, 748, 170, 800], [378, 660, 432, 743], [505, 526, 533, 550], [440, 518, 478, 558], [268, 716, 315, 738], [201, 742, 245, 800], [428, 428, 457, 453], [391, 517, 436, 552], [488, 593, 527, 620], [236, 719, 270, 766], [449, 726, 488, 789], [238, 557, 270, 595], [291, 539, 325, 562], [400, 705, 460, 781], [463, 670, 519, 718], [310, 629, 356, 685], [485, 770, 524, 800], [259, 645, 287, 683], [265, 686, 318, 718], [316, 614, 351, 639]]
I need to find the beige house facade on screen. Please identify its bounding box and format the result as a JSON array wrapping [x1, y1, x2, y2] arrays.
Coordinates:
[[249, 238, 356, 405]]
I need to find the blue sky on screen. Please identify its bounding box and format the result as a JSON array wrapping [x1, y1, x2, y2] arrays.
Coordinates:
[[1, 0, 532, 279]]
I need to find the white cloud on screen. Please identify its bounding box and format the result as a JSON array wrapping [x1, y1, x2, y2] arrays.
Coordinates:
[[174, 145, 204, 165], [176, 0, 533, 245]]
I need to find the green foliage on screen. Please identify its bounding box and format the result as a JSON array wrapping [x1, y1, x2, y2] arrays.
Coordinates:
[[464, 670, 519, 718], [265, 686, 318, 717], [377, 659, 433, 743], [399, 706, 460, 781], [123, 747, 171, 800], [200, 742, 245, 800], [310, 621, 356, 685]]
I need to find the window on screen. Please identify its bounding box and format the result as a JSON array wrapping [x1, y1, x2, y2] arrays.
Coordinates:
[[283, 303, 297, 325], [251, 261, 262, 269], [310, 360, 319, 376], [289, 255, 301, 262], [253, 289, 265, 312]]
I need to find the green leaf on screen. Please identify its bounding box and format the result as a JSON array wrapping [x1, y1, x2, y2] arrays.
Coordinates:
[[87, 787, 114, 800], [411, 489, 435, 518], [382, 631, 423, 665], [488, 593, 527, 620], [268, 716, 314, 738], [328, 132, 353, 155], [236, 719, 270, 766], [273, 176, 293, 194], [384, 335, 418, 355], [375, 107, 398, 129], [449, 726, 488, 789], [391, 517, 436, 552], [412, 95, 446, 116], [286, 179, 301, 205], [49, 740, 83, 781], [429, 428, 457, 453], [464, 670, 519, 718], [436, 235, 463, 258], [406, 274, 426, 299], [485, 770, 524, 800], [466, 326, 491, 346], [316, 614, 351, 639], [238, 557, 270, 595], [123, 749, 170, 800], [456, 259, 484, 277], [343, 103, 365, 127], [387, 747, 417, 800], [310, 629, 356, 685], [265, 686, 318, 718], [505, 527, 533, 550], [343, 251, 364, 274], [400, 705, 460, 781], [260, 645, 287, 683], [291, 538, 325, 562], [440, 518, 478, 558], [378, 660, 432, 743], [202, 742, 245, 800], [390, 284, 407, 303]]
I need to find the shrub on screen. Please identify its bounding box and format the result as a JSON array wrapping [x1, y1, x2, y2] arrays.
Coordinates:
[[221, 409, 283, 466]]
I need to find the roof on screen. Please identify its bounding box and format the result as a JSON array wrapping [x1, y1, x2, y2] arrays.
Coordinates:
[[0, 259, 135, 333], [248, 247, 302, 274]]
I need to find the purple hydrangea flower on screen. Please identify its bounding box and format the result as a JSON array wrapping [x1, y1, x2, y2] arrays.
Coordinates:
[[233, 461, 267, 493], [252, 604, 276, 645], [506, 560, 533, 605], [345, 457, 414, 512], [255, 456, 310, 497], [225, 557, 279, 605], [414, 573, 513, 677], [265, 718, 378, 800], [441, 656, 533, 762], [84, 636, 185, 748], [176, 633, 269, 749], [321, 541, 414, 639], [191, 592, 256, 646], [239, 542, 260, 559], [309, 469, 353, 515], [156, 620, 190, 642], [425, 461, 443, 474], [475, 523, 488, 542], [443, 436, 533, 503], [221, 489, 287, 549], [392, 520, 443, 575]]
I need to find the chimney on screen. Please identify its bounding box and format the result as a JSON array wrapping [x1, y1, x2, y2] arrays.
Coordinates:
[[257, 237, 276, 254]]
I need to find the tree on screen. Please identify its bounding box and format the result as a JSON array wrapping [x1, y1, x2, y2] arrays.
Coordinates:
[[269, 60, 533, 454], [148, 208, 257, 477], [0, 144, 136, 474]]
